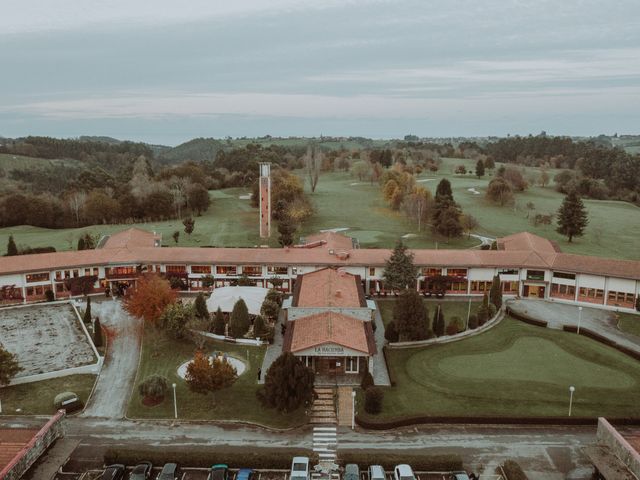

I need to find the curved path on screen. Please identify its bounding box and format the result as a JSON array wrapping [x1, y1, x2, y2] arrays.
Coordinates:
[[81, 299, 142, 419], [507, 299, 640, 356]]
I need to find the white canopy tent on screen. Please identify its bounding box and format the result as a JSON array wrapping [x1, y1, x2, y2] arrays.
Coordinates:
[[206, 286, 270, 316]]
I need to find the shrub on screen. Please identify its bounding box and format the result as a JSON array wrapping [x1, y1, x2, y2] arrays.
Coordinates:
[[445, 316, 462, 335], [229, 299, 250, 338], [194, 293, 209, 319], [138, 374, 169, 399], [468, 314, 478, 329], [360, 371, 374, 391], [93, 317, 104, 347], [45, 289, 55, 302], [213, 307, 226, 335], [384, 321, 399, 343], [253, 315, 267, 338], [259, 352, 314, 412], [364, 387, 384, 415], [53, 391, 82, 411], [160, 302, 195, 339], [260, 299, 280, 321], [501, 460, 528, 480]]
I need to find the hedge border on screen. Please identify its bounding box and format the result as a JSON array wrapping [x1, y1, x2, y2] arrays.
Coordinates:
[[381, 346, 396, 387], [562, 325, 640, 361], [505, 307, 548, 327], [356, 415, 640, 430]]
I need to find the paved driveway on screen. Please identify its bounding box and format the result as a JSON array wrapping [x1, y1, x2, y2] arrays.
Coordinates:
[[81, 299, 142, 419], [507, 299, 640, 355]]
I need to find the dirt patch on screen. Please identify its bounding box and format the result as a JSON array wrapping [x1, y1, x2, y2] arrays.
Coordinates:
[[0, 303, 96, 377]]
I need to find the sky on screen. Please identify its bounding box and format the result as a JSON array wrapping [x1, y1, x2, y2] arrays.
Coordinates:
[[1, 0, 639, 145]]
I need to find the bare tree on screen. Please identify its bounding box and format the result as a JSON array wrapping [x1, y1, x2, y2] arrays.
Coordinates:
[[304, 146, 322, 193], [67, 191, 87, 226], [403, 187, 432, 231]]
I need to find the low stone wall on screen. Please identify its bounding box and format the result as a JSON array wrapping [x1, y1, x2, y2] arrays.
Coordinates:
[[387, 308, 504, 349], [597, 417, 640, 478], [0, 410, 66, 480]]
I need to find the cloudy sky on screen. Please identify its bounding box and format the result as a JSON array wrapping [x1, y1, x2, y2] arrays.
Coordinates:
[[1, 0, 639, 145]]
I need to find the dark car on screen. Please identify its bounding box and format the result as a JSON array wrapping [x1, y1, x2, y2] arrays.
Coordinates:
[[208, 464, 229, 480], [100, 464, 125, 480], [236, 468, 254, 480], [158, 463, 181, 480], [129, 461, 153, 480]]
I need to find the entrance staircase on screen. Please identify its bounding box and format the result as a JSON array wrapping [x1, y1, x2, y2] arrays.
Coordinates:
[[310, 387, 337, 425]]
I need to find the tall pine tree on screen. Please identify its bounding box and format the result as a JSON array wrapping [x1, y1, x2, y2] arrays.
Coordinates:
[[229, 299, 250, 338], [475, 159, 485, 178], [556, 191, 588, 242], [432, 179, 463, 239], [383, 240, 417, 291], [194, 293, 209, 319], [213, 307, 226, 335], [393, 289, 428, 341], [489, 274, 503, 310], [7, 235, 18, 256]]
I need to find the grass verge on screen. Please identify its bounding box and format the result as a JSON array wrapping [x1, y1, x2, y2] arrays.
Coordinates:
[[0, 374, 97, 416], [377, 298, 480, 330], [617, 312, 640, 337], [359, 316, 640, 421], [127, 328, 306, 428]]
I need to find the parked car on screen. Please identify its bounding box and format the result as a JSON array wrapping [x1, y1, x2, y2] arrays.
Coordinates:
[[208, 464, 229, 480], [344, 464, 360, 480], [158, 463, 181, 480], [100, 464, 125, 480], [290, 456, 310, 480], [448, 473, 470, 480], [236, 468, 255, 480], [393, 465, 416, 480], [130, 461, 153, 480], [369, 465, 385, 480]]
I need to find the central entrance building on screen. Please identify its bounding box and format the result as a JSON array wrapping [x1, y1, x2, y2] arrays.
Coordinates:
[[282, 268, 376, 384]]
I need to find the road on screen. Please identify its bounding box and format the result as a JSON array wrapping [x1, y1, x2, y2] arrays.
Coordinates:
[[81, 298, 142, 418], [3, 415, 597, 479]]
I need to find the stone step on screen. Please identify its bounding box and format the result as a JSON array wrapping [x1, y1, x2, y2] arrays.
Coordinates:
[[311, 405, 335, 412], [314, 388, 335, 394], [310, 417, 337, 424], [313, 399, 335, 406], [312, 411, 337, 418]]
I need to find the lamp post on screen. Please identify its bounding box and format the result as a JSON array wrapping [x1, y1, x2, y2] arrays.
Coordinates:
[[466, 296, 472, 330], [351, 390, 356, 430], [568, 386, 575, 417], [172, 383, 178, 419], [577, 306, 583, 335]]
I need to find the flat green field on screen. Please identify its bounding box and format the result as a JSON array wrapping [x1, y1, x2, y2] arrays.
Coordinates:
[[0, 374, 96, 416], [377, 298, 480, 331], [127, 328, 306, 428], [617, 312, 640, 337], [359, 317, 640, 420], [1, 156, 639, 259]]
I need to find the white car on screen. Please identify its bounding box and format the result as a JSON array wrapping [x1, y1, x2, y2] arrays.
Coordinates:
[[393, 465, 415, 480], [369, 465, 386, 480], [290, 456, 310, 480]]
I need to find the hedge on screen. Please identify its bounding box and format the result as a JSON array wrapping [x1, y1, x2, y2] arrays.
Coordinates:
[[562, 325, 640, 361], [104, 446, 315, 469], [339, 451, 463, 471], [501, 460, 528, 480], [505, 308, 548, 328]]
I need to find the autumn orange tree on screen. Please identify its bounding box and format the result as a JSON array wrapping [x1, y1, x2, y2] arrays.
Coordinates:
[[185, 351, 237, 399], [123, 273, 176, 326]]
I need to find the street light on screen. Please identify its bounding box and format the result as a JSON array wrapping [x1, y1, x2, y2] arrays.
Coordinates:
[[466, 296, 472, 330], [568, 386, 575, 417], [351, 390, 356, 430], [577, 306, 583, 335], [172, 383, 178, 419]]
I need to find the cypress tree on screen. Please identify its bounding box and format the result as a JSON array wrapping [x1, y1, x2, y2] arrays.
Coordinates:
[[93, 317, 104, 347], [383, 240, 417, 291], [213, 307, 226, 335], [194, 293, 209, 319], [260, 352, 314, 412], [229, 299, 250, 338], [77, 236, 86, 251], [432, 179, 463, 239], [489, 274, 503, 310], [253, 315, 267, 338], [83, 296, 92, 323], [556, 191, 588, 242], [433, 304, 445, 337], [393, 289, 428, 341], [476, 293, 490, 325], [7, 235, 18, 256], [475, 159, 485, 178]]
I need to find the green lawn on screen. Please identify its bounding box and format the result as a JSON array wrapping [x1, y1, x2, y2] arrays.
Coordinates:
[[377, 298, 480, 331], [0, 374, 96, 416], [127, 328, 306, 428], [2, 157, 640, 259], [0, 152, 83, 172], [617, 312, 640, 337], [359, 317, 640, 420]]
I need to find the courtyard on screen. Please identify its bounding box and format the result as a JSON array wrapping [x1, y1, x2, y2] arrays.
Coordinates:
[[0, 303, 97, 378]]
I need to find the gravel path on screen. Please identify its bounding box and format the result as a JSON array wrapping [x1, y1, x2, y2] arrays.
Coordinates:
[[81, 299, 142, 419]]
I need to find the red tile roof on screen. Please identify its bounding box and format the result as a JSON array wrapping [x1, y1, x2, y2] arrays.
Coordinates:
[[101, 227, 161, 249], [299, 232, 354, 251], [293, 268, 366, 307], [285, 311, 374, 354], [0, 429, 39, 471]]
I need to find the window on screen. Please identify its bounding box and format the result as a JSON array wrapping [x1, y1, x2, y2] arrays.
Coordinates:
[[423, 268, 442, 277], [216, 266, 237, 275], [166, 265, 187, 274], [106, 266, 136, 277], [553, 271, 576, 280], [447, 268, 467, 277], [72, 269, 79, 278], [302, 356, 313, 368], [369, 267, 376, 276], [93, 268, 99, 276], [191, 265, 212, 274], [55, 271, 62, 281], [526, 270, 545, 281], [498, 268, 518, 276], [64, 270, 70, 279], [502, 281, 518, 293], [471, 281, 492, 292], [267, 266, 288, 275], [84, 268, 91, 276], [26, 272, 50, 283], [345, 356, 359, 373], [243, 266, 262, 277], [447, 281, 467, 292]]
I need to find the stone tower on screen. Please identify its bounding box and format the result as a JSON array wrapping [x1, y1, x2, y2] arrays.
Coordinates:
[[259, 163, 271, 238]]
